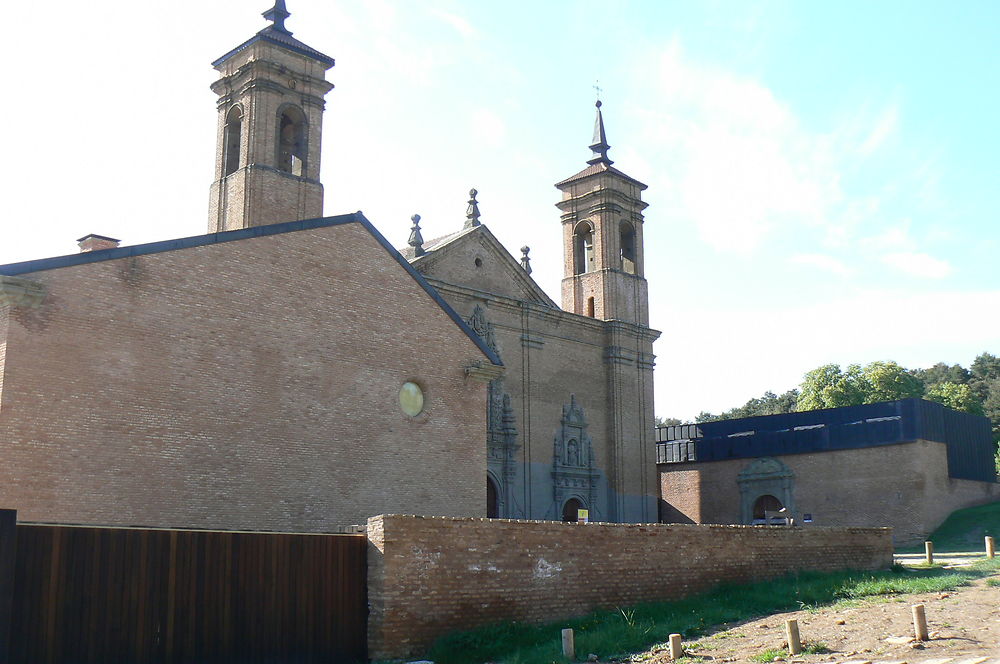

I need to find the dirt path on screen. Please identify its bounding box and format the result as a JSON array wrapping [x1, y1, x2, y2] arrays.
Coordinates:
[[639, 575, 1000, 663]]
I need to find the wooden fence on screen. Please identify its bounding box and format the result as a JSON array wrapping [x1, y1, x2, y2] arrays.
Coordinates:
[[0, 511, 367, 663]]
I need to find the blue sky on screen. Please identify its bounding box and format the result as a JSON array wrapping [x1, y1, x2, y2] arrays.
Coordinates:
[[1, 1, 997, 419]]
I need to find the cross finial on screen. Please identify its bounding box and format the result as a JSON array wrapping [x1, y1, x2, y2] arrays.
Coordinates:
[[464, 188, 481, 229], [593, 80, 602, 101], [520, 246, 532, 275], [408, 214, 426, 256], [263, 0, 292, 35]]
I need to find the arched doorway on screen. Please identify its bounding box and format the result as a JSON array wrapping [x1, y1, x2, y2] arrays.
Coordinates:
[[752, 494, 783, 524], [486, 477, 499, 518], [562, 498, 583, 523]]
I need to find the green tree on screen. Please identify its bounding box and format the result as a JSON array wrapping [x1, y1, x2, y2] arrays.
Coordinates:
[[655, 416, 682, 427], [798, 360, 923, 412], [912, 362, 971, 387], [924, 381, 985, 416], [971, 352, 1000, 401], [862, 360, 925, 402], [796, 364, 864, 411]]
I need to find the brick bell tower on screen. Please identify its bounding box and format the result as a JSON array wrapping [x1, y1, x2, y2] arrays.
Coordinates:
[[208, 1, 335, 232], [555, 101, 649, 326]]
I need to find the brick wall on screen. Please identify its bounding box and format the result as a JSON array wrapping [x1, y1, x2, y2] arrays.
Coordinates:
[[0, 221, 491, 532], [659, 440, 1000, 545], [366, 514, 892, 659]]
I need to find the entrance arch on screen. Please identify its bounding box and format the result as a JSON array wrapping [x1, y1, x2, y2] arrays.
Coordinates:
[[561, 498, 583, 522], [737, 457, 795, 524], [752, 494, 783, 523], [486, 476, 499, 518]]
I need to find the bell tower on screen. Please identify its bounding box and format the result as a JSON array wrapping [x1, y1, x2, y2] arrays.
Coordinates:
[[555, 101, 649, 325], [208, 1, 335, 232]]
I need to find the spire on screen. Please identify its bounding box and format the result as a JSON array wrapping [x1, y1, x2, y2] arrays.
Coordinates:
[[587, 100, 613, 166], [520, 246, 532, 275], [408, 214, 425, 257], [464, 188, 481, 229], [262, 0, 292, 35]]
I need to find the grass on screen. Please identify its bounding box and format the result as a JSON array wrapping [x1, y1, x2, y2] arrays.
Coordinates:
[[899, 500, 1000, 553], [425, 559, 1000, 664]]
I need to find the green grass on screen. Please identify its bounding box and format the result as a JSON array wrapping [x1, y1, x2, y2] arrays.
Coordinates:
[[426, 559, 1000, 664], [900, 500, 1000, 553]]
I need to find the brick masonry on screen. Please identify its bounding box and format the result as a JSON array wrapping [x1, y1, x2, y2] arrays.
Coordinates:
[[365, 513, 893, 659], [0, 221, 493, 532], [660, 439, 1000, 545]]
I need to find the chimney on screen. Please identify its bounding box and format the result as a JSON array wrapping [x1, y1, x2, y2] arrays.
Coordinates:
[[77, 234, 121, 253]]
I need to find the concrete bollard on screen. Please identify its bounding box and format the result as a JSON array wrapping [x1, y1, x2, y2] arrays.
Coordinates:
[[912, 603, 929, 641], [785, 619, 801, 655], [668, 633, 683, 660], [987, 535, 995, 559], [925, 540, 934, 565], [562, 628, 575, 660]]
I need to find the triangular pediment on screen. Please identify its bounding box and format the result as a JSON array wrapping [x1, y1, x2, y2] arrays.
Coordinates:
[[407, 225, 557, 307]]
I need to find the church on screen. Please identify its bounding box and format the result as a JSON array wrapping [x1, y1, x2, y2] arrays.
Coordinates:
[[0, 2, 660, 529]]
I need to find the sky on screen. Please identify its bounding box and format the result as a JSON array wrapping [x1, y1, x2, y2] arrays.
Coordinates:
[[1, 1, 998, 420]]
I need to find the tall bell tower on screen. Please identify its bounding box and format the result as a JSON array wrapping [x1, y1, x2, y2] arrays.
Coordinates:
[[208, 1, 335, 232], [555, 101, 649, 325]]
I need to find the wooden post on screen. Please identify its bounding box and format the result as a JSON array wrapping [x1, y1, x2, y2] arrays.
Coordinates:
[[0, 509, 17, 664], [924, 540, 934, 565], [986, 535, 995, 559], [561, 628, 575, 660], [912, 603, 929, 641], [785, 618, 801, 655], [668, 633, 683, 660]]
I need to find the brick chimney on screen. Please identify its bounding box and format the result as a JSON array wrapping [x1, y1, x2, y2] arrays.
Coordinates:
[[77, 234, 121, 253]]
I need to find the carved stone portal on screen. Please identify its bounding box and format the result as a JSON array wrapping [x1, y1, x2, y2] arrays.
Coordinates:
[[737, 457, 795, 524], [552, 394, 599, 518]]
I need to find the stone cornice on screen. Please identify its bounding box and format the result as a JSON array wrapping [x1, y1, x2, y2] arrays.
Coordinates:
[[0, 276, 46, 307]]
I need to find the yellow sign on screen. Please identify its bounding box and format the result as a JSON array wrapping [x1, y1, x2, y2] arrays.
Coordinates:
[[577, 509, 589, 523]]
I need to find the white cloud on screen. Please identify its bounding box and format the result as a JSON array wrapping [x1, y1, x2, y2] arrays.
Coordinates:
[[428, 8, 478, 39], [789, 253, 853, 276], [858, 104, 899, 156], [882, 252, 952, 279], [469, 108, 507, 148], [638, 41, 844, 253]]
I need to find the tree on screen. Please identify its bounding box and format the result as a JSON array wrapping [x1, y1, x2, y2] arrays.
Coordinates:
[[798, 361, 923, 412], [862, 360, 924, 403], [912, 362, 971, 387], [796, 364, 864, 411], [655, 416, 682, 427], [971, 352, 1000, 401], [924, 381, 984, 416]]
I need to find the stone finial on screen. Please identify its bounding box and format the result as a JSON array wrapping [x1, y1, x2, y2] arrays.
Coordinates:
[[77, 234, 121, 253], [464, 188, 481, 229], [520, 246, 532, 275], [408, 214, 425, 257], [262, 0, 292, 34]]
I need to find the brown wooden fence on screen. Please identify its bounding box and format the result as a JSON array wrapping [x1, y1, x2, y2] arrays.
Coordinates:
[[0, 511, 367, 663]]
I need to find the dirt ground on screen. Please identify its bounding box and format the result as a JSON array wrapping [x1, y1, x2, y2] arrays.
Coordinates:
[[640, 570, 1000, 663]]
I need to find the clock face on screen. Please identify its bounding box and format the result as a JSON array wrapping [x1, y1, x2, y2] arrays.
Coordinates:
[[399, 382, 424, 417]]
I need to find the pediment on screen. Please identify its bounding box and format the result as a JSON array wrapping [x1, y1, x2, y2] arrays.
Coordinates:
[[409, 225, 557, 307]]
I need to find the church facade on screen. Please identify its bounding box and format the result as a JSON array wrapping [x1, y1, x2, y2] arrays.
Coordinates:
[[0, 2, 661, 528]]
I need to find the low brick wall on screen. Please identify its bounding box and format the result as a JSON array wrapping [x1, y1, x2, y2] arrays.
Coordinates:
[[366, 514, 893, 659]]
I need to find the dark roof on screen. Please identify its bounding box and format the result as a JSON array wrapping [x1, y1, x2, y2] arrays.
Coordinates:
[[213, 25, 335, 68], [0, 213, 502, 368], [656, 398, 996, 483], [555, 161, 647, 189]]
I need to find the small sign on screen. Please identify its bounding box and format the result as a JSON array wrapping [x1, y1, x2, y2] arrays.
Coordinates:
[[803, 514, 813, 523], [577, 509, 589, 523]]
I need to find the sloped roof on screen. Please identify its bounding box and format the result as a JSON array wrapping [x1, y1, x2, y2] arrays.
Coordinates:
[[403, 223, 558, 308], [213, 25, 335, 68], [555, 161, 647, 189], [0, 213, 501, 367]]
